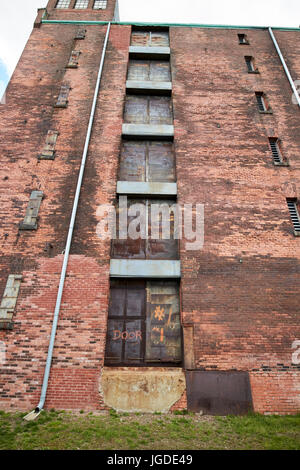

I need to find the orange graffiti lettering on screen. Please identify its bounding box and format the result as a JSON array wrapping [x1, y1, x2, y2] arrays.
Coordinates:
[[154, 305, 165, 321]]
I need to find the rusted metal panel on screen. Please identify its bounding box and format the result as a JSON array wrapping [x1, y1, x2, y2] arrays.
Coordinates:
[[131, 31, 169, 47], [111, 199, 178, 260], [186, 371, 253, 415], [124, 96, 173, 125], [128, 60, 171, 82], [149, 97, 173, 125], [151, 32, 169, 47], [131, 31, 149, 47], [147, 199, 179, 260], [105, 280, 145, 365], [150, 61, 171, 82], [145, 282, 181, 363], [123, 320, 143, 362], [112, 198, 146, 259], [119, 141, 175, 183], [127, 60, 149, 81], [148, 142, 175, 182], [183, 325, 195, 369], [119, 141, 146, 182], [105, 280, 182, 366], [124, 95, 148, 124]]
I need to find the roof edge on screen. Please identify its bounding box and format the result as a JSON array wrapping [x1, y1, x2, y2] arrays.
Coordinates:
[[41, 19, 300, 31]]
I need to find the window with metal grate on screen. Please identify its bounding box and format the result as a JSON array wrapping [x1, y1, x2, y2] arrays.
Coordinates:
[[287, 199, 300, 235], [255, 92, 272, 113], [94, 0, 107, 8], [74, 0, 89, 8], [55, 0, 71, 8], [269, 138, 282, 164]]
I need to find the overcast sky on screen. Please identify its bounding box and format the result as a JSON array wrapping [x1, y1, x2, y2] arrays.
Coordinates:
[[1, 0, 300, 97]]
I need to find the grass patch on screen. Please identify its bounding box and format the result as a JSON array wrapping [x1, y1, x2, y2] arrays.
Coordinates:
[[0, 411, 299, 450]]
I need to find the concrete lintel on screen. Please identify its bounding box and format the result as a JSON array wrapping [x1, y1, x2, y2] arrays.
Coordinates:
[[117, 181, 177, 196], [129, 46, 170, 58], [126, 80, 172, 92], [122, 124, 174, 139], [110, 259, 181, 278]]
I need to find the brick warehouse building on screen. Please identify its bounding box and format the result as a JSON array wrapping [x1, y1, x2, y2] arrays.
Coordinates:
[[0, 0, 299, 415]]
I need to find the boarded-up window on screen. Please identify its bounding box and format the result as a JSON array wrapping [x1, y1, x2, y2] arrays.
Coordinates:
[[119, 141, 176, 182], [67, 50, 81, 68], [145, 282, 181, 363], [131, 31, 169, 47], [112, 198, 179, 260], [75, 28, 86, 40], [19, 191, 44, 230], [127, 60, 171, 82], [55, 84, 70, 108], [0, 274, 22, 330], [39, 130, 59, 160], [124, 96, 173, 125], [105, 280, 181, 365]]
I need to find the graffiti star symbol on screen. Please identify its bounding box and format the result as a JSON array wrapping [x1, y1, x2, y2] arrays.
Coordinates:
[[154, 305, 165, 321]]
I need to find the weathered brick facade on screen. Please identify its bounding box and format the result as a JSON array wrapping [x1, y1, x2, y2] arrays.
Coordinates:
[[0, 0, 299, 414]]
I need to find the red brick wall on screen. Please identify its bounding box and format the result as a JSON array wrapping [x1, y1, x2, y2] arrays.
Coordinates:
[[171, 27, 300, 414], [0, 22, 299, 414], [0, 22, 130, 411]]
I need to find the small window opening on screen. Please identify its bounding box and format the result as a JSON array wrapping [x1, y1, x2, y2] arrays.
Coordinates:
[[238, 33, 249, 45], [255, 92, 271, 113], [286, 199, 300, 235], [269, 138, 283, 165], [245, 56, 258, 73]]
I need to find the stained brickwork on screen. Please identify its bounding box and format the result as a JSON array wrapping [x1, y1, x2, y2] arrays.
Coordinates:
[[0, 13, 299, 414], [171, 27, 300, 413], [0, 21, 130, 411]]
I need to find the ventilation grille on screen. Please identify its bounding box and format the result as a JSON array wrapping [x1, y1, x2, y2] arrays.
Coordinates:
[[269, 139, 282, 164], [256, 93, 265, 112], [287, 200, 300, 233]]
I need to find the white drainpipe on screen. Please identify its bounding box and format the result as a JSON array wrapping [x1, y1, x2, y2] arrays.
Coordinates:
[[269, 27, 300, 107], [24, 22, 111, 421]]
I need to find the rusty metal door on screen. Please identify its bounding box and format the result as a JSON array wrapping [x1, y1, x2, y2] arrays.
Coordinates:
[[147, 199, 179, 260], [186, 371, 253, 415], [105, 280, 182, 366], [131, 31, 169, 47], [145, 281, 181, 363], [112, 198, 147, 259], [119, 141, 176, 183], [124, 96, 173, 125], [105, 280, 146, 365], [111, 199, 178, 260], [127, 60, 171, 82]]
